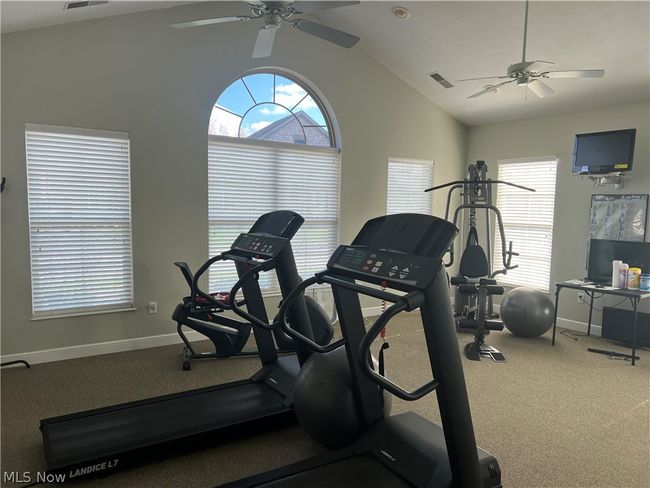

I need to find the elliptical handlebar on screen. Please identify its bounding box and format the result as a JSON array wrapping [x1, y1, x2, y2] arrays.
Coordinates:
[[191, 255, 232, 310]]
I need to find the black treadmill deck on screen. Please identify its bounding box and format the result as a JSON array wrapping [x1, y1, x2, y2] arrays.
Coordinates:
[[43, 382, 287, 467], [40, 354, 302, 478], [218, 412, 501, 488]]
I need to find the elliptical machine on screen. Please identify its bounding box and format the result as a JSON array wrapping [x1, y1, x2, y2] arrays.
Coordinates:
[[172, 215, 334, 370], [425, 161, 535, 362]]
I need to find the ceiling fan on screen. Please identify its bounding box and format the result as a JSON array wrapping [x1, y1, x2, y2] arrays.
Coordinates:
[[457, 0, 605, 99], [171, 1, 360, 58]]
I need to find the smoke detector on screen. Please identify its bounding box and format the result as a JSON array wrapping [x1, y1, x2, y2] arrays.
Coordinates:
[[392, 6, 410, 20]]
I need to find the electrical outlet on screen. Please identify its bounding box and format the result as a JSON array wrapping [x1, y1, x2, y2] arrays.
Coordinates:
[[577, 292, 584, 303], [148, 301, 158, 314]]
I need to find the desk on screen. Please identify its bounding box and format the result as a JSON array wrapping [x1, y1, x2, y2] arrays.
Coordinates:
[[551, 280, 650, 366]]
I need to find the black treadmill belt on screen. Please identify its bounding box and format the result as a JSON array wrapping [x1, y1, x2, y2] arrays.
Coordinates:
[[251, 456, 412, 488], [44, 382, 286, 466]]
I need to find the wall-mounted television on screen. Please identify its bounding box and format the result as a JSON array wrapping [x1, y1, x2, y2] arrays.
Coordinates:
[[572, 128, 636, 175]]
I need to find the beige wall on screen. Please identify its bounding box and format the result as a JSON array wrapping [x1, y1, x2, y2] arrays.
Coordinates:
[[467, 101, 650, 324], [0, 3, 467, 356]]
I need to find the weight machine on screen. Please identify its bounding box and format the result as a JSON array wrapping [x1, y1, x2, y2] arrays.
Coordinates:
[[425, 161, 535, 361]]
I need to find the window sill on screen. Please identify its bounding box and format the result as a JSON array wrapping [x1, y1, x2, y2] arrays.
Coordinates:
[[31, 307, 137, 321]]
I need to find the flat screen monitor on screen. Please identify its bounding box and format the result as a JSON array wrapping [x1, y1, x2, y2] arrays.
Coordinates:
[[587, 239, 650, 283], [572, 128, 636, 175]]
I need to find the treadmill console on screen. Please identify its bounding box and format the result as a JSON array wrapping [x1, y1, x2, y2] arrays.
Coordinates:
[[327, 245, 441, 291], [231, 233, 289, 259]]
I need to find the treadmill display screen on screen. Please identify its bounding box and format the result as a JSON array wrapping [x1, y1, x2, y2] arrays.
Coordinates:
[[231, 233, 289, 258], [328, 245, 440, 290]]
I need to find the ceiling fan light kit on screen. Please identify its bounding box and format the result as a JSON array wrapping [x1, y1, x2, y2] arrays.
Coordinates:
[[457, 0, 605, 99], [171, 1, 360, 59]]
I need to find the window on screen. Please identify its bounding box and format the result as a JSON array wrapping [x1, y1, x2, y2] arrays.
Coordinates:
[[386, 159, 434, 214], [209, 71, 333, 147], [493, 158, 557, 291], [25, 124, 133, 317], [208, 71, 340, 293]]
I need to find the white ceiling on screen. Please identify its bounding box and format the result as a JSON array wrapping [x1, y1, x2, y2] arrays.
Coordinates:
[[1, 1, 649, 126], [315, 1, 650, 126]]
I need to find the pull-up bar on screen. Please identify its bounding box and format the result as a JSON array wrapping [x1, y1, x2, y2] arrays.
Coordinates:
[[425, 180, 536, 193]]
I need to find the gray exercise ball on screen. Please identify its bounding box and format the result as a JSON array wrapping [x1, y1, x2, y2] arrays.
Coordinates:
[[293, 346, 391, 449], [500, 287, 555, 338]]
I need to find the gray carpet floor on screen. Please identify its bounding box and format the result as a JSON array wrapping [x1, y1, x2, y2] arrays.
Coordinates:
[[1, 318, 649, 488]]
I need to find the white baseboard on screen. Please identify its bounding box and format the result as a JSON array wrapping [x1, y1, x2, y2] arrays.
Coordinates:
[[0, 330, 204, 367], [493, 303, 597, 336], [555, 317, 600, 335], [0, 305, 598, 367]]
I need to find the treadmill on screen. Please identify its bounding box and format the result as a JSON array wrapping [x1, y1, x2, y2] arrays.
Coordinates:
[[220, 213, 502, 488], [39, 211, 318, 480]]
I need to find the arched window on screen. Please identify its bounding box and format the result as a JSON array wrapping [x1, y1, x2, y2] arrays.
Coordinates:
[[209, 72, 334, 147], [207, 70, 340, 292]]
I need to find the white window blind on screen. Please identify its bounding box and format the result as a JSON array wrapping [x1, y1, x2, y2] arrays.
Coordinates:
[[493, 158, 557, 291], [25, 124, 133, 317], [386, 159, 434, 214], [208, 137, 340, 293]]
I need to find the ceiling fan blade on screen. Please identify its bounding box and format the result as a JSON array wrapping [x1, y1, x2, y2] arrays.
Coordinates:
[[468, 79, 516, 99], [542, 69, 605, 79], [292, 1, 360, 13], [252, 26, 277, 58], [293, 20, 359, 48], [456, 76, 509, 82], [171, 16, 251, 29], [525, 60, 554, 72], [527, 79, 555, 98]]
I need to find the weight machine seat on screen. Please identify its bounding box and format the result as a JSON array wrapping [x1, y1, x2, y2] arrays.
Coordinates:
[[457, 284, 504, 296], [451, 276, 499, 286], [458, 319, 504, 331]]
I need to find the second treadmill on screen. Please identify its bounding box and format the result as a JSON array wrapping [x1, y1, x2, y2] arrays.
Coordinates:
[[39, 211, 321, 480]]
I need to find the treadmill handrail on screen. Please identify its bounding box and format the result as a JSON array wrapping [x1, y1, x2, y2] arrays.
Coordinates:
[[319, 274, 405, 303], [357, 293, 440, 401], [275, 274, 346, 353], [229, 260, 278, 330]]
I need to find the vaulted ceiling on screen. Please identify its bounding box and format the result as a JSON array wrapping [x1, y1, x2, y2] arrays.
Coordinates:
[[2, 1, 649, 126]]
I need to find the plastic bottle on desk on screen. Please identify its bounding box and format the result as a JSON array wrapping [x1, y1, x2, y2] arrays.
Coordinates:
[[612, 260, 622, 287], [618, 263, 629, 289]]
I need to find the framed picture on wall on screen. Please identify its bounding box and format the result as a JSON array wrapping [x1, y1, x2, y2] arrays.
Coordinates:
[[589, 194, 648, 242]]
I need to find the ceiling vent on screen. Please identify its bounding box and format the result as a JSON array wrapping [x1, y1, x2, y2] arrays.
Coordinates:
[[428, 72, 454, 89], [64, 1, 108, 10]]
